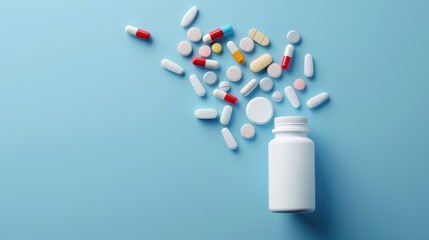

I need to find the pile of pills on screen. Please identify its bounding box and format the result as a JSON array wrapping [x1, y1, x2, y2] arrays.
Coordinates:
[[125, 6, 330, 151]]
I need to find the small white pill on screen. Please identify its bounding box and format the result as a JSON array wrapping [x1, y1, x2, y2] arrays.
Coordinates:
[[203, 71, 217, 85], [189, 74, 206, 97], [307, 92, 329, 109], [221, 128, 238, 150], [239, 37, 255, 52], [220, 105, 233, 125], [226, 66, 242, 82], [259, 77, 273, 92], [187, 27, 202, 42], [240, 79, 258, 97], [246, 97, 274, 125], [287, 30, 301, 45], [240, 124, 255, 139], [161, 59, 184, 75], [272, 91, 283, 102], [194, 109, 217, 119], [219, 81, 230, 92], [304, 54, 314, 78], [181, 6, 198, 28], [267, 63, 282, 78], [177, 41, 192, 56], [284, 86, 300, 108]]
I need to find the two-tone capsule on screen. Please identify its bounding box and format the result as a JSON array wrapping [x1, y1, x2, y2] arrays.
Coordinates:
[[213, 89, 238, 105], [125, 25, 151, 40], [227, 41, 245, 64], [192, 57, 219, 69], [202, 25, 233, 44], [281, 44, 294, 70]]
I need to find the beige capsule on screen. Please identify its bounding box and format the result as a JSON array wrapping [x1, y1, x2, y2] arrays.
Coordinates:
[[250, 53, 273, 73]]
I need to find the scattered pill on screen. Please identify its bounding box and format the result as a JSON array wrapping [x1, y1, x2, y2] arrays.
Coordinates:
[[181, 6, 198, 28], [203, 25, 233, 44], [192, 57, 219, 69], [250, 53, 273, 73], [177, 41, 193, 56], [203, 71, 217, 85], [189, 74, 206, 97], [161, 59, 184, 75], [187, 27, 202, 42], [267, 63, 282, 78], [194, 109, 217, 119], [272, 91, 283, 102], [227, 41, 245, 64], [307, 92, 329, 109], [246, 97, 274, 125], [240, 79, 258, 97], [212, 43, 222, 53], [294, 79, 306, 91], [220, 105, 233, 125], [281, 44, 294, 70], [240, 124, 255, 139], [259, 77, 273, 92], [239, 37, 255, 52], [125, 25, 151, 40], [221, 127, 237, 150], [284, 86, 300, 108], [287, 30, 301, 45], [304, 54, 314, 78], [219, 81, 230, 92], [213, 89, 238, 105], [226, 66, 242, 82], [199, 45, 212, 58], [248, 28, 270, 46]]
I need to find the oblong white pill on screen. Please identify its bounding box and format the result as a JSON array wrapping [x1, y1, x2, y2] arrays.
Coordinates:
[[203, 71, 217, 85], [240, 124, 255, 139], [177, 41, 192, 56], [187, 27, 202, 42], [221, 128, 237, 150], [304, 54, 314, 78], [246, 97, 274, 125], [272, 91, 283, 102], [284, 86, 300, 108], [189, 74, 206, 97], [259, 77, 273, 92], [267, 63, 282, 78], [240, 79, 258, 96], [307, 92, 329, 109], [161, 59, 184, 75], [181, 6, 198, 28], [220, 105, 233, 125], [239, 37, 254, 52], [287, 30, 301, 44], [219, 81, 230, 92], [194, 109, 217, 119], [226, 66, 242, 82]]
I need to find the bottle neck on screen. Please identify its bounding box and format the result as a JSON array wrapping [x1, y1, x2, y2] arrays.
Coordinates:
[[275, 132, 308, 138]]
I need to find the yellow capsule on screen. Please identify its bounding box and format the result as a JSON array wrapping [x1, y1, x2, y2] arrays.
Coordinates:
[[227, 41, 245, 64], [212, 43, 222, 54]]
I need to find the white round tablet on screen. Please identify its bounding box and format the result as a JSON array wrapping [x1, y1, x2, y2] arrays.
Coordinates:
[[246, 97, 274, 125], [272, 91, 283, 102], [203, 71, 217, 85], [187, 27, 202, 42], [241, 124, 255, 139], [259, 77, 273, 92], [267, 63, 282, 78], [287, 30, 301, 45], [226, 66, 242, 82], [219, 81, 230, 92], [239, 37, 254, 53], [177, 41, 192, 56]]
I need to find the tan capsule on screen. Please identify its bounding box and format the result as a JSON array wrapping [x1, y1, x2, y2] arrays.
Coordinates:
[[250, 53, 273, 73]]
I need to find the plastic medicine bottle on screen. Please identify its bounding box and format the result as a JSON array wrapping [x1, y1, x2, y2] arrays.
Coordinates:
[[268, 116, 315, 213]]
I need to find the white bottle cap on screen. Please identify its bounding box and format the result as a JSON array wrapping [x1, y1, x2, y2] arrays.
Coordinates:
[[273, 116, 308, 133]]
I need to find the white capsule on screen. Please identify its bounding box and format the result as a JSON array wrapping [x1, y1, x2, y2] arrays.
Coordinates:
[[177, 41, 192, 56], [189, 74, 206, 97], [284, 86, 300, 108], [307, 92, 329, 109], [161, 59, 184, 75], [203, 71, 217, 85], [240, 79, 258, 96], [267, 63, 282, 78], [219, 81, 230, 92], [240, 124, 255, 139], [220, 105, 233, 125], [272, 91, 283, 102], [226, 66, 242, 82], [259, 77, 273, 92], [181, 6, 198, 28], [194, 109, 217, 119], [221, 127, 237, 150], [304, 54, 314, 78]]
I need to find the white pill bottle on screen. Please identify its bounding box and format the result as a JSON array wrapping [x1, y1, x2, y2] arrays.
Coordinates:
[[268, 116, 315, 213]]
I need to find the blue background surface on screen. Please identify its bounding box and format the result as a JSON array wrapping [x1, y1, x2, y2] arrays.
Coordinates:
[[1, 0, 429, 239]]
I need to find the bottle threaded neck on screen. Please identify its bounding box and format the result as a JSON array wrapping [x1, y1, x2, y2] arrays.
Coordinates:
[[273, 116, 309, 133]]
